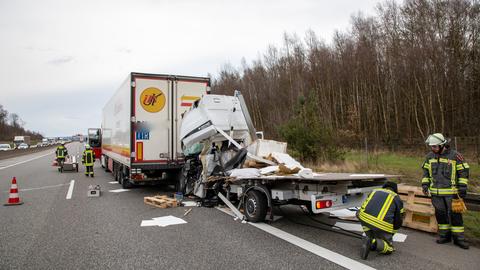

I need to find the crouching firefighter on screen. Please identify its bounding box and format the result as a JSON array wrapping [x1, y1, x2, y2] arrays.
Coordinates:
[[82, 144, 95, 177], [357, 181, 405, 260], [423, 133, 470, 249]]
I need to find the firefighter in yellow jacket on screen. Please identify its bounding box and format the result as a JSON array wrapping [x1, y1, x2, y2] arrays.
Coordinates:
[[55, 142, 68, 167], [82, 144, 95, 177], [357, 181, 405, 260], [422, 133, 469, 249]]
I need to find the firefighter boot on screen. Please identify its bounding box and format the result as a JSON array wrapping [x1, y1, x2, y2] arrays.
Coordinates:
[[436, 232, 451, 244], [361, 235, 372, 260], [454, 239, 469, 249]]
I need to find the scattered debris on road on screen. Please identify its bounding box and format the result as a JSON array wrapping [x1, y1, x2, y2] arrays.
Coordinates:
[[140, 215, 187, 227], [144, 195, 178, 209], [184, 208, 192, 216]]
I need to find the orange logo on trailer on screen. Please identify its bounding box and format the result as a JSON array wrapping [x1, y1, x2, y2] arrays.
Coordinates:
[[140, 87, 165, 113]]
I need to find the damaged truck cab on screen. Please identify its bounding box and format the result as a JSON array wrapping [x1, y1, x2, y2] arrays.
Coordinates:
[[179, 91, 396, 222]]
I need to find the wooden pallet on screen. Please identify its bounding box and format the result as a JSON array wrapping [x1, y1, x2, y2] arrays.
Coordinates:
[[398, 185, 437, 233], [144, 195, 178, 209]]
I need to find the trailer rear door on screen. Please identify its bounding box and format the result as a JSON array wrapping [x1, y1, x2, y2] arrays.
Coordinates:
[[133, 75, 171, 163]]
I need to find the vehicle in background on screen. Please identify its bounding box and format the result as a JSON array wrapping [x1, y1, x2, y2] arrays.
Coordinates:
[[13, 136, 31, 148], [87, 128, 102, 159], [101, 72, 210, 188], [0, 144, 12, 151], [17, 143, 29, 149], [41, 138, 49, 146]]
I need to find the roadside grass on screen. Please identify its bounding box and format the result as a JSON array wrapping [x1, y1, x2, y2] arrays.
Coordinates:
[[306, 149, 480, 245], [308, 150, 479, 192], [464, 211, 480, 246]]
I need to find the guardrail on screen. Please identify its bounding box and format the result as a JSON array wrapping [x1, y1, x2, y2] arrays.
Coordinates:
[[0, 144, 61, 160], [465, 193, 480, 211]]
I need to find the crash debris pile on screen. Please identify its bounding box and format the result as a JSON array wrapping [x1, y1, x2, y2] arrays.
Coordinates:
[[236, 145, 314, 179]]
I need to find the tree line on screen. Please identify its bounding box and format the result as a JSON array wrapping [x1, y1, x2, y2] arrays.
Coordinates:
[[212, 0, 480, 152], [0, 104, 43, 142]]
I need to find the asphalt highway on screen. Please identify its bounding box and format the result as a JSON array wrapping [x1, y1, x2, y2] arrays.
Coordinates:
[[1, 142, 478, 270]]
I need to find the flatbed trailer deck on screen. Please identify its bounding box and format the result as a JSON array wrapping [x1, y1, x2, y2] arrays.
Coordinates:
[[212, 173, 400, 222]]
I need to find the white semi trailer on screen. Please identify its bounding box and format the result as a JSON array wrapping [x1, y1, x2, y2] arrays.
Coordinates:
[[101, 72, 210, 188]]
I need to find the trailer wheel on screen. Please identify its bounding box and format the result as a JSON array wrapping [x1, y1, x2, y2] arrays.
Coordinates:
[[103, 156, 110, 172], [176, 168, 187, 194], [244, 190, 268, 222], [120, 167, 132, 189]]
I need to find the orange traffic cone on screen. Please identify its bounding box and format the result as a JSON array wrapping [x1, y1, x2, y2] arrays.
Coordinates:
[[4, 177, 23, 206]]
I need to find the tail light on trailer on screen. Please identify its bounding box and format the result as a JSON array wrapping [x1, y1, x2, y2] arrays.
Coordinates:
[[316, 200, 333, 209]]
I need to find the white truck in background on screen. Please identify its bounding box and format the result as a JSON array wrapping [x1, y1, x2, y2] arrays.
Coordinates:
[[101, 72, 210, 188], [13, 136, 31, 148]]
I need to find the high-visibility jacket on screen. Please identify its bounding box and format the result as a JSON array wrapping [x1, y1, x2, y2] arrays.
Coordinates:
[[82, 149, 95, 166], [357, 188, 405, 234], [421, 149, 469, 196], [56, 146, 68, 158]]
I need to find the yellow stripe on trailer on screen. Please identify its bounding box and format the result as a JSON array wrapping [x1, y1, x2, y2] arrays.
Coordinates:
[[181, 95, 200, 101]]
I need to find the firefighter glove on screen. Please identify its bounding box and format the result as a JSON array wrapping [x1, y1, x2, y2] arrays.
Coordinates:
[[422, 184, 429, 195], [458, 186, 467, 198]]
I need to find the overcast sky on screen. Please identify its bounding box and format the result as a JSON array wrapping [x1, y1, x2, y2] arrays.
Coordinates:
[[0, 0, 382, 137]]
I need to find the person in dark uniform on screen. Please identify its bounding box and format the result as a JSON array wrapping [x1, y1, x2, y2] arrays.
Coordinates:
[[422, 133, 470, 249], [357, 181, 405, 259], [82, 144, 95, 177]]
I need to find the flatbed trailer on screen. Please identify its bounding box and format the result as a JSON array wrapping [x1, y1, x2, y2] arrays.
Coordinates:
[[210, 173, 397, 222]]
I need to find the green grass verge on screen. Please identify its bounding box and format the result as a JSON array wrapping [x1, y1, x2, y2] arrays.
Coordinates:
[[342, 150, 479, 192], [464, 211, 480, 245], [309, 150, 480, 245]]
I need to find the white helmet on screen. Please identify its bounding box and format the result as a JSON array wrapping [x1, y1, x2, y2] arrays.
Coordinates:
[[425, 133, 447, 146], [85, 144, 91, 149]]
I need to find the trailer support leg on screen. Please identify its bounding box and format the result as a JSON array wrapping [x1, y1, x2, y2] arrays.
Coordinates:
[[217, 192, 245, 221]]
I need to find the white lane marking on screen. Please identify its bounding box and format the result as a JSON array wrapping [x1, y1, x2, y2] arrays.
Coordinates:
[[108, 181, 118, 184], [251, 223, 375, 270], [18, 183, 69, 192], [109, 189, 130, 193], [66, 180, 75, 200], [0, 152, 52, 170], [216, 207, 375, 270]]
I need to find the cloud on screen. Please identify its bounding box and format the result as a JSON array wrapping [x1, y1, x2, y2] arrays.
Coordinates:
[[118, 48, 132, 54], [48, 56, 74, 65]]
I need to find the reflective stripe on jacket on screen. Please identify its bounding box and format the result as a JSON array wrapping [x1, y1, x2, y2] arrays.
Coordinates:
[[357, 188, 404, 233], [421, 149, 469, 196]]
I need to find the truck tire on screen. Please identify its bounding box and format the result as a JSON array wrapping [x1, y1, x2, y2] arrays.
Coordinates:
[[120, 166, 132, 189], [103, 156, 110, 172], [244, 190, 268, 222], [176, 168, 187, 194], [121, 176, 132, 189]]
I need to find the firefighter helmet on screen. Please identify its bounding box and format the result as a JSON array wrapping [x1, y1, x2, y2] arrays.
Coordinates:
[[85, 144, 91, 149], [382, 181, 398, 194], [425, 133, 447, 146]]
